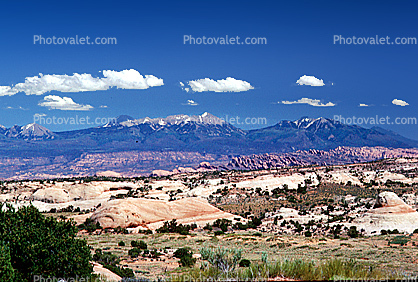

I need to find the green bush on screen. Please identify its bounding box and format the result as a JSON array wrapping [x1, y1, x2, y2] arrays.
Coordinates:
[[347, 226, 359, 238], [0, 242, 15, 282], [174, 248, 196, 267], [0, 204, 92, 281], [200, 247, 242, 274], [156, 219, 192, 235], [103, 264, 134, 278], [77, 217, 102, 233], [118, 241, 126, 247], [93, 249, 120, 265], [93, 248, 134, 278], [131, 240, 147, 249], [212, 219, 232, 232], [214, 230, 224, 236], [239, 259, 251, 267], [128, 248, 142, 258]]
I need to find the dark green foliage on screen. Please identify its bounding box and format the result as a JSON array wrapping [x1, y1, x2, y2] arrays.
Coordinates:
[[331, 224, 342, 239], [118, 241, 126, 246], [212, 219, 232, 232], [0, 242, 15, 282], [233, 215, 264, 231], [287, 195, 297, 203], [156, 219, 192, 235], [131, 240, 147, 249], [305, 230, 312, 237], [0, 204, 92, 281], [248, 216, 263, 229], [297, 185, 307, 194], [174, 248, 196, 267], [390, 229, 399, 234], [214, 230, 225, 236], [150, 249, 163, 259], [389, 236, 410, 246], [93, 249, 120, 265], [114, 226, 129, 234], [203, 223, 213, 231], [234, 222, 248, 230], [239, 259, 251, 267], [128, 248, 142, 258], [103, 264, 135, 278], [93, 248, 134, 278], [347, 226, 359, 238], [77, 217, 102, 233]]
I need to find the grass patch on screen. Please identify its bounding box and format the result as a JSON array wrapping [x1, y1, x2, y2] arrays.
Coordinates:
[[169, 258, 398, 281]]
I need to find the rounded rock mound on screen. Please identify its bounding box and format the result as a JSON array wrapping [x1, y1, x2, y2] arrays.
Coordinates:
[[90, 197, 239, 230], [353, 191, 418, 235]]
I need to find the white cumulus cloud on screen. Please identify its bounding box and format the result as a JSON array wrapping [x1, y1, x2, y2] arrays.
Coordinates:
[[0, 86, 18, 96], [296, 75, 325, 86], [0, 69, 164, 96], [392, 99, 409, 106], [359, 103, 369, 107], [185, 77, 254, 92], [281, 97, 335, 107], [39, 95, 93, 111]]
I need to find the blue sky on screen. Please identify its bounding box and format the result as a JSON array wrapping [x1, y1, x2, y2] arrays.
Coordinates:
[[0, 0, 417, 139]]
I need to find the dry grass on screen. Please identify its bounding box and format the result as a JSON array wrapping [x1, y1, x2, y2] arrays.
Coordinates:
[[80, 231, 418, 280]]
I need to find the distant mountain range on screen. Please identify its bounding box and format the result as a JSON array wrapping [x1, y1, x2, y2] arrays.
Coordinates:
[[0, 112, 416, 153], [0, 113, 417, 179]]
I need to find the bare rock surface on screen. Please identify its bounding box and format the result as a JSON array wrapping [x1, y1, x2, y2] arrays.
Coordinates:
[[372, 191, 415, 214], [90, 197, 238, 229], [353, 192, 418, 235]]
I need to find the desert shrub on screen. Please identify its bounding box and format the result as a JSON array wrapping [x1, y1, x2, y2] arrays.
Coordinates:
[[234, 222, 248, 230], [214, 230, 224, 236], [389, 229, 399, 234], [114, 226, 129, 234], [213, 219, 232, 232], [247, 216, 263, 229], [347, 226, 359, 238], [239, 259, 251, 267], [94, 248, 134, 278], [389, 236, 410, 246], [0, 204, 92, 281], [174, 248, 196, 267], [305, 230, 312, 237], [128, 248, 142, 258], [93, 249, 120, 265], [118, 241, 126, 247], [104, 264, 135, 278], [203, 223, 213, 231], [131, 240, 147, 249], [77, 217, 102, 233], [156, 219, 192, 235], [200, 247, 242, 273]]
